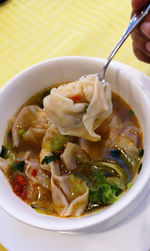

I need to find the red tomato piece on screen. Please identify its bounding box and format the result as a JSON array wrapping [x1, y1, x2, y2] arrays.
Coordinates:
[[13, 184, 21, 196], [72, 94, 81, 102], [12, 175, 27, 201], [31, 168, 37, 177], [14, 174, 27, 186], [21, 189, 27, 200]]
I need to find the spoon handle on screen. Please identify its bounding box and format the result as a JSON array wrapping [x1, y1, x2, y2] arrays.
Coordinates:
[[100, 3, 150, 79]]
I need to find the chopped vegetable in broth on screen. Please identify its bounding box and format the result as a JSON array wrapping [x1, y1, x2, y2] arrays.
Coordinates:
[[0, 75, 143, 218]]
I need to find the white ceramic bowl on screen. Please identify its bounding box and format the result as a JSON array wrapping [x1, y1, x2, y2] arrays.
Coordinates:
[[0, 56, 150, 232]]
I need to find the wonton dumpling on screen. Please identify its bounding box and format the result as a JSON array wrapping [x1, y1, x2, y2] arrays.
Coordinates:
[[44, 74, 112, 142], [60, 142, 89, 171], [51, 162, 89, 217], [12, 105, 49, 147], [40, 129, 89, 216]]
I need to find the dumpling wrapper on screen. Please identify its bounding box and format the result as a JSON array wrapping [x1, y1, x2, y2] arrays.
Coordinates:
[[0, 157, 11, 174], [25, 159, 51, 190], [60, 142, 89, 171], [40, 125, 59, 172], [12, 105, 49, 147], [43, 74, 112, 142], [50, 162, 89, 217], [40, 137, 89, 217]]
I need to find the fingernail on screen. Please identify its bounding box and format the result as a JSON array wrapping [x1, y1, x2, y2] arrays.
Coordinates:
[[140, 22, 150, 38], [145, 41, 150, 52]]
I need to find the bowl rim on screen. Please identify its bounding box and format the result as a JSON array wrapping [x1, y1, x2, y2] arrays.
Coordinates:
[[0, 56, 150, 231]]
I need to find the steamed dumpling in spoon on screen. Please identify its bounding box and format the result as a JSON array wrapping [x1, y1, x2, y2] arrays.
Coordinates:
[[43, 74, 112, 142]]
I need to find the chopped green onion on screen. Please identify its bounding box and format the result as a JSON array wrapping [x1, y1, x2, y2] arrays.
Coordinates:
[[129, 110, 134, 116], [18, 129, 26, 136], [8, 131, 12, 138], [12, 161, 25, 172], [139, 149, 144, 157], [35, 95, 42, 102], [127, 182, 133, 189], [0, 145, 7, 158], [41, 152, 60, 165]]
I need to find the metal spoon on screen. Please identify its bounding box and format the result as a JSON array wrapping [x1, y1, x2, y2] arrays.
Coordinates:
[[97, 3, 150, 84]]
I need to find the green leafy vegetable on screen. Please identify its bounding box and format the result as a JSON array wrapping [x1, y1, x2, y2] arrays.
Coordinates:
[[106, 177, 126, 190], [111, 184, 122, 196], [100, 183, 120, 204], [18, 129, 26, 136], [129, 110, 134, 116], [41, 152, 60, 164], [89, 171, 122, 205], [99, 161, 128, 184], [43, 132, 76, 155], [0, 145, 7, 158], [51, 133, 74, 152], [89, 189, 100, 204], [12, 161, 25, 172], [74, 158, 129, 210], [139, 149, 144, 157], [113, 137, 140, 171], [76, 159, 127, 208]]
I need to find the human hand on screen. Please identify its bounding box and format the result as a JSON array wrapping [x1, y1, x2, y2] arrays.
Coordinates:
[[131, 0, 150, 63]]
